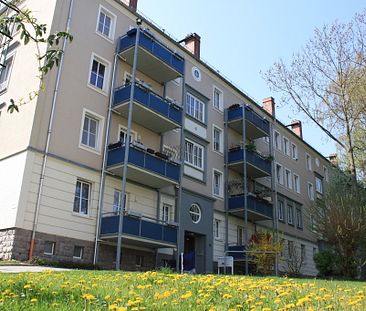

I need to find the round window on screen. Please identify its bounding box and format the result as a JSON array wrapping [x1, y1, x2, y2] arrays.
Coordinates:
[[189, 203, 201, 224], [191, 66, 201, 82]]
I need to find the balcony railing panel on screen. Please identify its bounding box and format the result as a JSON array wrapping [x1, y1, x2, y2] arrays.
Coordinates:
[[228, 148, 271, 176], [228, 194, 273, 220]]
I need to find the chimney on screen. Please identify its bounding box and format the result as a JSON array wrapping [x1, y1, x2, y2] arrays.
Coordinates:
[[290, 120, 303, 139], [262, 97, 276, 117], [329, 153, 338, 166], [129, 0, 138, 11], [182, 33, 201, 59]]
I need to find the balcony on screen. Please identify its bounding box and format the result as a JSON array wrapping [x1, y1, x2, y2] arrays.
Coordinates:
[[113, 83, 182, 133], [228, 147, 271, 178], [227, 105, 270, 139], [118, 28, 184, 83], [100, 213, 178, 248], [107, 143, 180, 188], [228, 193, 273, 221]]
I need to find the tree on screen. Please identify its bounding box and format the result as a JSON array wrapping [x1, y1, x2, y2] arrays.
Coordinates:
[[0, 0, 73, 112], [282, 243, 305, 277], [310, 168, 366, 277], [263, 10, 366, 179], [248, 231, 283, 275]]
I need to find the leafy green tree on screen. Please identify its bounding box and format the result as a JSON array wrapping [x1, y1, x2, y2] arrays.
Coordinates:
[[0, 0, 73, 112]]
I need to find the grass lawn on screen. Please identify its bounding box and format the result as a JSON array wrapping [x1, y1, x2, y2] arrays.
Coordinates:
[[0, 270, 365, 310]]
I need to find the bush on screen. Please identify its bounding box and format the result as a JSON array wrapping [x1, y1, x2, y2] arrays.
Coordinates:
[[30, 257, 100, 270], [314, 250, 339, 277]]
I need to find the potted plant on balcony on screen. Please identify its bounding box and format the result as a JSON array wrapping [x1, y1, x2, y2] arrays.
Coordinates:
[[245, 142, 256, 153], [264, 155, 274, 162]]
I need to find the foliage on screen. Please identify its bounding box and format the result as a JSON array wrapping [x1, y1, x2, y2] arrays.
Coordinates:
[[0, 270, 365, 310], [282, 244, 305, 277], [248, 231, 282, 275], [263, 9, 366, 179], [314, 250, 340, 277], [0, 0, 73, 112], [30, 256, 99, 270], [311, 168, 366, 278]]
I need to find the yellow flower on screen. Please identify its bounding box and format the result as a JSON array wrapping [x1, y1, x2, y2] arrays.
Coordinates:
[[23, 284, 32, 289], [223, 293, 233, 299], [180, 291, 192, 299], [30, 298, 38, 303], [82, 293, 96, 300]]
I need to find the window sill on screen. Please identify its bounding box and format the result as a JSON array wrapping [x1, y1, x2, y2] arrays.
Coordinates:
[[72, 212, 92, 219], [212, 150, 224, 157], [185, 114, 207, 127], [95, 31, 115, 44], [87, 83, 108, 97], [213, 194, 224, 201], [212, 106, 224, 114], [78, 144, 102, 155]]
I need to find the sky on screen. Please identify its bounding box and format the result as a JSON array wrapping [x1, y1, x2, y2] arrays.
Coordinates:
[[137, 0, 366, 158]]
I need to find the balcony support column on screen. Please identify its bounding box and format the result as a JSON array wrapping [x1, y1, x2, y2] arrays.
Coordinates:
[[224, 109, 229, 266], [116, 20, 141, 271]]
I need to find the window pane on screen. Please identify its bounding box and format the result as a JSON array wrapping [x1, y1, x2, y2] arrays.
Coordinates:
[[73, 197, 80, 213]]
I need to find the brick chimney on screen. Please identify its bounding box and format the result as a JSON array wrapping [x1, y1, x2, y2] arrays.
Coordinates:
[[329, 153, 338, 166], [262, 97, 275, 117], [129, 0, 138, 11], [290, 120, 303, 139], [181, 33, 201, 59]]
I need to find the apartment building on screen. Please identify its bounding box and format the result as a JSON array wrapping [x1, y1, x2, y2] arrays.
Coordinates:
[[0, 0, 330, 275]]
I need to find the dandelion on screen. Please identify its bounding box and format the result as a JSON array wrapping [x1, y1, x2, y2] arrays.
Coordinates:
[[30, 298, 38, 303]]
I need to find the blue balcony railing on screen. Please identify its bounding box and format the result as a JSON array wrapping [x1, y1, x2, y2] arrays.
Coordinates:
[[107, 144, 180, 183], [118, 28, 184, 76], [228, 194, 273, 219], [228, 245, 247, 260], [227, 105, 270, 135], [113, 83, 182, 127], [101, 214, 178, 245], [228, 148, 271, 175]]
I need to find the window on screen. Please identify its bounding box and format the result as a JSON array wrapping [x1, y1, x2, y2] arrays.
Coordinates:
[[276, 163, 284, 185], [163, 145, 178, 161], [306, 153, 312, 171], [136, 255, 143, 268], [81, 115, 99, 149], [296, 208, 303, 228], [185, 139, 204, 170], [44, 241, 55, 255], [285, 169, 292, 189], [88, 54, 110, 92], [308, 183, 314, 200], [301, 244, 306, 260], [113, 190, 127, 214], [288, 240, 294, 258], [291, 143, 298, 160], [213, 86, 223, 111], [119, 126, 136, 144], [214, 219, 221, 239], [287, 203, 294, 225], [293, 173, 300, 193], [189, 203, 201, 224], [96, 6, 116, 40], [278, 200, 285, 221], [73, 246, 84, 259], [213, 125, 223, 153], [0, 54, 14, 92], [315, 176, 323, 194], [274, 131, 281, 150], [237, 226, 244, 245], [186, 92, 205, 122], [73, 180, 90, 215], [283, 137, 290, 156], [161, 204, 172, 222], [323, 166, 329, 182], [213, 169, 223, 197]]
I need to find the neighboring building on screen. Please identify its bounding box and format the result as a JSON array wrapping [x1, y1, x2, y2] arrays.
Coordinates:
[[0, 0, 330, 275]]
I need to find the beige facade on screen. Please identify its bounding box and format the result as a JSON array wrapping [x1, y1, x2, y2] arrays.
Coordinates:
[[0, 0, 330, 275]]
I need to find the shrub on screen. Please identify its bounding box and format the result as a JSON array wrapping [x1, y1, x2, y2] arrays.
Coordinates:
[[314, 250, 339, 277]]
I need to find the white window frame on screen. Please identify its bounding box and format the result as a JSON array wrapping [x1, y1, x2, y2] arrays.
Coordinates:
[[79, 109, 105, 154], [323, 166, 329, 182], [237, 226, 244, 245], [212, 169, 224, 198], [275, 163, 284, 185], [0, 51, 15, 93], [96, 5, 116, 42], [296, 208, 303, 228], [189, 203, 201, 224], [212, 85, 223, 112], [212, 125, 223, 154], [306, 153, 312, 171], [315, 176, 323, 194], [274, 130, 281, 151], [44, 241, 55, 256], [163, 145, 178, 161], [73, 246, 84, 259], [293, 173, 300, 194], [214, 219, 222, 240], [186, 92, 205, 123], [161, 203, 172, 222], [287, 204, 294, 225], [283, 137, 290, 156], [112, 189, 128, 214], [118, 124, 137, 144], [308, 182, 314, 200], [291, 143, 298, 160], [73, 179, 91, 216], [184, 139, 204, 170], [87, 53, 111, 95], [278, 200, 285, 221], [285, 168, 292, 189]]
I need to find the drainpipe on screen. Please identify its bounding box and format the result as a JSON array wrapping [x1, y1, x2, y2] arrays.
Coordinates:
[[242, 105, 248, 275], [175, 66, 186, 272], [93, 50, 119, 266], [224, 109, 229, 263], [115, 19, 142, 270], [29, 0, 75, 260]]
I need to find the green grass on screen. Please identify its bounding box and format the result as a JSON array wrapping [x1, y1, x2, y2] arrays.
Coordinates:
[[0, 260, 21, 265], [0, 270, 365, 310]]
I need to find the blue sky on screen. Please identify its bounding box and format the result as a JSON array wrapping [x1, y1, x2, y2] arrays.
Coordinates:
[[137, 0, 366, 157]]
